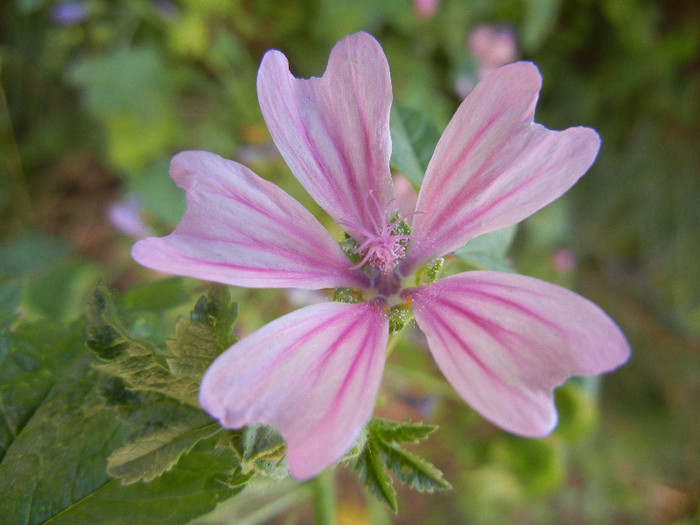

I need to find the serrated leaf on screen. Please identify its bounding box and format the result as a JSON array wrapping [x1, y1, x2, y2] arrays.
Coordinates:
[[106, 394, 219, 484], [0, 319, 87, 461], [390, 103, 441, 187], [376, 440, 452, 493], [220, 425, 287, 478], [0, 356, 128, 525], [86, 284, 238, 407], [370, 418, 438, 444], [353, 438, 398, 513], [87, 285, 169, 362], [42, 436, 244, 525]]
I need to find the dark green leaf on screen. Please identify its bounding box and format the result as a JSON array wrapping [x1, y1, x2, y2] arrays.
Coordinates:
[[390, 103, 441, 187], [0, 357, 128, 525], [0, 320, 87, 461], [376, 440, 452, 492], [43, 436, 245, 525], [352, 437, 398, 513]]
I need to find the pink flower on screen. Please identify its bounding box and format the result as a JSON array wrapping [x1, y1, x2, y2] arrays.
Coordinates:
[[414, 0, 439, 19], [132, 32, 630, 480]]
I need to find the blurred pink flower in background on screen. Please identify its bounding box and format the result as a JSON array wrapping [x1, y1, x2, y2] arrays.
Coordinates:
[[551, 249, 578, 274], [456, 24, 519, 98], [414, 0, 440, 19], [107, 198, 152, 238]]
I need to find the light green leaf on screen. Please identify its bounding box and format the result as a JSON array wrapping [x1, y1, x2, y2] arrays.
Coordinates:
[[454, 225, 518, 272], [370, 418, 438, 444], [390, 103, 441, 187], [106, 394, 218, 484]]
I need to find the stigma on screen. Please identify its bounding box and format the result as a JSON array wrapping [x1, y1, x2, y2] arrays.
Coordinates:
[[338, 192, 414, 278]]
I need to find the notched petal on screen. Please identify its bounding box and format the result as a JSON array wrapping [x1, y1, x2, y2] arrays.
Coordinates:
[[257, 32, 395, 236], [199, 301, 390, 479], [406, 271, 629, 436], [406, 62, 601, 271], [132, 151, 367, 290]]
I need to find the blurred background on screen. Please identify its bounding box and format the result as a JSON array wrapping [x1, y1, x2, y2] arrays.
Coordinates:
[[1, 0, 699, 523]]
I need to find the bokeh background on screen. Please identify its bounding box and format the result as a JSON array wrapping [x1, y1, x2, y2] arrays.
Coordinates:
[[1, 0, 699, 523]]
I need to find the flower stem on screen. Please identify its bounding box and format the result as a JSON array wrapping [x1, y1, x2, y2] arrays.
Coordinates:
[[312, 470, 336, 525]]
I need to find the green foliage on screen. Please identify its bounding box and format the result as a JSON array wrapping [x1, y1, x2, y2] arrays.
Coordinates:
[[86, 283, 239, 484], [68, 46, 182, 170], [0, 317, 127, 525], [390, 103, 442, 187], [454, 225, 518, 273], [351, 418, 451, 512]]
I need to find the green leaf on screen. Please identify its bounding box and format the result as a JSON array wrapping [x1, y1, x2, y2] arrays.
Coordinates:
[[353, 438, 398, 513], [370, 418, 438, 444], [43, 437, 245, 525], [22, 261, 100, 323], [454, 225, 518, 272], [376, 440, 452, 492], [0, 320, 88, 461], [351, 418, 451, 511], [86, 284, 238, 407], [120, 277, 195, 313], [0, 356, 128, 525], [106, 393, 219, 484], [218, 424, 287, 478], [86, 284, 241, 484], [390, 103, 441, 187]]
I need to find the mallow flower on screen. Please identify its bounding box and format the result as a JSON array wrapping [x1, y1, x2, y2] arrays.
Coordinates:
[[132, 32, 630, 480]]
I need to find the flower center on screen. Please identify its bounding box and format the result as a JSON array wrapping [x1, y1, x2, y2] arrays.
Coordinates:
[[338, 193, 414, 277]]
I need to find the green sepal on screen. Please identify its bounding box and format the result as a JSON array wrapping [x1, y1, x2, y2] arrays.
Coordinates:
[[388, 303, 414, 335], [414, 257, 444, 286], [333, 287, 364, 304]]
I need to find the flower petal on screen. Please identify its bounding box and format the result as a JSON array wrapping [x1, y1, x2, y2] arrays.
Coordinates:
[[257, 32, 394, 237], [132, 151, 367, 289], [405, 271, 630, 436], [404, 62, 600, 271], [199, 300, 389, 479]]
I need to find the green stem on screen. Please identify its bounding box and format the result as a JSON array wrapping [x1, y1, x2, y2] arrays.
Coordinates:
[[312, 470, 336, 525]]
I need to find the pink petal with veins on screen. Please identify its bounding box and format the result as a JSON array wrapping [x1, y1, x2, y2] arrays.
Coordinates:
[[132, 151, 366, 290], [199, 300, 389, 479], [405, 62, 600, 272], [406, 271, 630, 436], [257, 32, 395, 239]]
